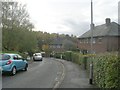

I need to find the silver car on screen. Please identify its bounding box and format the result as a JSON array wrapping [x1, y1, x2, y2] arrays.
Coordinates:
[[33, 53, 43, 61]]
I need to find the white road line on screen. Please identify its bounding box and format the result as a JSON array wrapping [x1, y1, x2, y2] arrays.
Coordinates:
[[53, 59, 66, 89]]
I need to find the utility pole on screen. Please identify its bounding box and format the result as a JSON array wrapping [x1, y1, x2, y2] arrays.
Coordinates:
[[89, 0, 94, 84], [90, 0, 94, 53]]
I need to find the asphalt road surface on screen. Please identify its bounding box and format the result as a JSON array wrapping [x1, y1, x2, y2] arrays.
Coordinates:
[[2, 58, 64, 88], [2, 58, 95, 89]]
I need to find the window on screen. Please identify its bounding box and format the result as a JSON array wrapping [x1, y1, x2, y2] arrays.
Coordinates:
[[93, 38, 96, 44], [13, 55, 18, 60], [86, 39, 89, 43], [0, 54, 10, 60], [57, 45, 61, 48], [53, 45, 55, 48], [98, 38, 102, 44], [17, 55, 23, 59], [50, 45, 52, 48], [80, 40, 82, 43], [84, 39, 86, 43]]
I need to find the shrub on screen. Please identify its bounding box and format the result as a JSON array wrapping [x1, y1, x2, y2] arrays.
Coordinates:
[[64, 51, 72, 61], [54, 52, 63, 59], [92, 53, 120, 88]]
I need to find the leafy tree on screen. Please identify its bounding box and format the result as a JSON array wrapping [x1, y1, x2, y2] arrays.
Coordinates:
[[2, 2, 36, 53]]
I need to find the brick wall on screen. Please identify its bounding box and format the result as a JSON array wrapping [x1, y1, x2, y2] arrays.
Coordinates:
[[78, 36, 119, 53]]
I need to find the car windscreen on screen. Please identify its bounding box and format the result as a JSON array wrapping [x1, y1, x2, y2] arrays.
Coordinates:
[[35, 53, 41, 56], [0, 54, 11, 60]]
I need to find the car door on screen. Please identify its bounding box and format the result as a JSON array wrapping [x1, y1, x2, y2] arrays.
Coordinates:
[[12, 55, 21, 70], [13, 55, 25, 70], [17, 55, 26, 69]]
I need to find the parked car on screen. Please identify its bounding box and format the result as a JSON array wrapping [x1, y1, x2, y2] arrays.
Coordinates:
[[41, 52, 45, 57], [33, 53, 43, 61], [0, 53, 28, 75]]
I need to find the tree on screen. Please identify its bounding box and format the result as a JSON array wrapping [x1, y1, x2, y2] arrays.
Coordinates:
[[2, 2, 37, 52], [63, 39, 77, 51]]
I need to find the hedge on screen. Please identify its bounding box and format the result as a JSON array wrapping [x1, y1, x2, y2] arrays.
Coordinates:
[[54, 51, 87, 66], [91, 53, 120, 88], [54, 52, 63, 59], [77, 52, 120, 88]]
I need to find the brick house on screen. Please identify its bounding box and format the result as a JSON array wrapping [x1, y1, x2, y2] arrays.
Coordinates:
[[78, 18, 120, 53]]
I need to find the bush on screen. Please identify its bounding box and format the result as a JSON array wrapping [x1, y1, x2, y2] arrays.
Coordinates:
[[54, 52, 63, 59], [83, 52, 119, 88], [63, 51, 82, 65], [92, 53, 120, 88], [64, 51, 72, 61]]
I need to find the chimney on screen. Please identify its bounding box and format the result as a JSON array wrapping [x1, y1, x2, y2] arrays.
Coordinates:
[[105, 18, 111, 26]]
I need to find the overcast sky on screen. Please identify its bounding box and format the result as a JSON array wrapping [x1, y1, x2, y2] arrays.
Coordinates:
[[18, 0, 119, 36]]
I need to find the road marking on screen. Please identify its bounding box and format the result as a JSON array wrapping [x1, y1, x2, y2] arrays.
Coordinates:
[[53, 59, 66, 89], [57, 72, 62, 75]]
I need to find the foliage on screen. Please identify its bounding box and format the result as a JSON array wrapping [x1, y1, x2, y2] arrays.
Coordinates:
[[92, 53, 120, 88], [54, 52, 63, 59], [63, 39, 77, 51], [55, 51, 82, 65], [2, 2, 36, 53], [2, 2, 78, 56], [80, 52, 119, 88]]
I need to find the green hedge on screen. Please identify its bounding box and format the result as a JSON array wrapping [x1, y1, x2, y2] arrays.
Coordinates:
[[79, 52, 120, 88], [92, 53, 120, 88], [54, 52, 63, 59], [54, 51, 84, 65]]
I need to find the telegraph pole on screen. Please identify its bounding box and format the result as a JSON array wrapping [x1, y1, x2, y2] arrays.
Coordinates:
[[89, 0, 94, 84], [90, 0, 94, 53]]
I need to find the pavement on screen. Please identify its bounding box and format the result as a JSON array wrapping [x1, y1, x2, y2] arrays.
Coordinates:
[[56, 59, 96, 88]]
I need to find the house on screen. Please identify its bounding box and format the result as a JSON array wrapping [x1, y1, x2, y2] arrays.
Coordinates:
[[78, 18, 120, 53], [49, 37, 64, 53], [49, 35, 78, 53]]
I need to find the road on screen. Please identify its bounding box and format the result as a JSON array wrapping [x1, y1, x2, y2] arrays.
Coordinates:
[[2, 58, 64, 88], [2, 58, 95, 89]]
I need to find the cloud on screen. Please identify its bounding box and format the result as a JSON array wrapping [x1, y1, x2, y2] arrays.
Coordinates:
[[17, 0, 119, 36], [93, 0, 118, 24], [58, 18, 90, 36]]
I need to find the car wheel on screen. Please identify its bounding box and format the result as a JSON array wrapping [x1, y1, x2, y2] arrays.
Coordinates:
[[11, 67, 16, 76], [33, 58, 36, 61], [33, 57, 35, 61], [24, 64, 28, 71]]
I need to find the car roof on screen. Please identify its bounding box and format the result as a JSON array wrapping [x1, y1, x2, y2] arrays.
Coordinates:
[[34, 53, 41, 54], [1, 53, 19, 56]]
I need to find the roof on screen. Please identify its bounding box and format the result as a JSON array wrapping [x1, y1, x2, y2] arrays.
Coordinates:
[[1, 53, 19, 56], [79, 22, 120, 38], [49, 38, 63, 45]]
